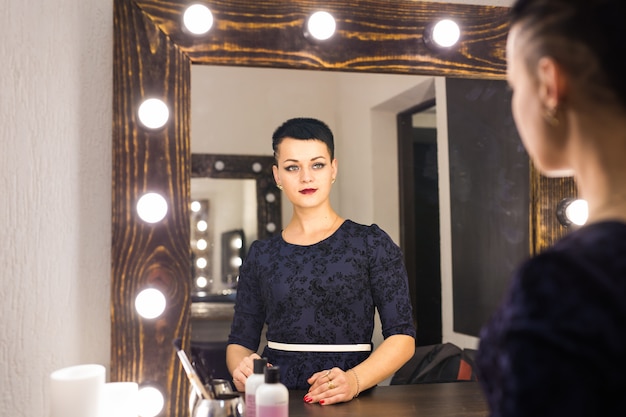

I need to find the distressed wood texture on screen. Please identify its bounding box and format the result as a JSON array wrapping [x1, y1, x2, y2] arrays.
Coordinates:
[[112, 0, 190, 415], [113, 1, 574, 416], [530, 166, 578, 255], [137, 0, 509, 77]]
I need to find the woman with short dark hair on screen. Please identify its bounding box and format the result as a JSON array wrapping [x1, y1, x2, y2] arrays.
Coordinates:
[[476, 1, 626, 415]]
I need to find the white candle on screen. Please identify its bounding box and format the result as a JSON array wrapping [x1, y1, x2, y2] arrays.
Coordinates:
[[49, 364, 106, 417]]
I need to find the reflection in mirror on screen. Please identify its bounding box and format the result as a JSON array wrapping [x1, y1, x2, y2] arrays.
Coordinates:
[[188, 65, 439, 364], [190, 153, 281, 307], [190, 177, 255, 298], [190, 64, 437, 240]]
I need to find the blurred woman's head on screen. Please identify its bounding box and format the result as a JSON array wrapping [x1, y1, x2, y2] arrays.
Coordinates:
[[507, 0, 626, 174]]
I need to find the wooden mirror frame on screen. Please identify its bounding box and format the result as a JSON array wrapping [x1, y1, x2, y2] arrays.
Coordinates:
[[112, 1, 575, 416]]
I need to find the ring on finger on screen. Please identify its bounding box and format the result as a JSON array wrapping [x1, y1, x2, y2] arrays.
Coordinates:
[[328, 380, 335, 389]]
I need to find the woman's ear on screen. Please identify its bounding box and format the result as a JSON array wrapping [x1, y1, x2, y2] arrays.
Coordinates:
[[537, 56, 568, 110], [272, 164, 280, 186]]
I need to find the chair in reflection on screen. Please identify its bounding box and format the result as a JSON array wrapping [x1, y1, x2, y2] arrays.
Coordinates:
[[391, 343, 478, 385]]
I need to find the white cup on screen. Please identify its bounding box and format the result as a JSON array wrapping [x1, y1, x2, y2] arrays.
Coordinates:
[[101, 381, 139, 417], [49, 364, 106, 417]]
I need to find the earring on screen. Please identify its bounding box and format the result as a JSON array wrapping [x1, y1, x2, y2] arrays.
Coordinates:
[[331, 178, 336, 184], [276, 184, 283, 191], [544, 105, 560, 127]]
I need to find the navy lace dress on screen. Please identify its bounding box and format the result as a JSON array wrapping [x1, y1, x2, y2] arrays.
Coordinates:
[[228, 220, 416, 389], [476, 221, 626, 416]]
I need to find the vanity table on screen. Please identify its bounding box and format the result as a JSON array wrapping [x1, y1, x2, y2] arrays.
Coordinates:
[[287, 382, 488, 417]]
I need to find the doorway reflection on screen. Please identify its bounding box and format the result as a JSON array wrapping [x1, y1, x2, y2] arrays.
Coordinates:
[[398, 101, 442, 346]]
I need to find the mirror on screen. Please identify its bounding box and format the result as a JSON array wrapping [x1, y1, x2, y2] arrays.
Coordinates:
[[190, 153, 281, 301], [112, 1, 574, 416]]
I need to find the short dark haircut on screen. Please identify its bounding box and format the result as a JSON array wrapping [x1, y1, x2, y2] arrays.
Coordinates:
[[510, 0, 626, 108], [271, 117, 335, 161]]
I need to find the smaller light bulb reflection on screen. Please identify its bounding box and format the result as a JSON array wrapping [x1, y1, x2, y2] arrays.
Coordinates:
[[197, 220, 208, 232], [183, 4, 214, 35], [196, 257, 208, 269], [557, 198, 589, 227], [230, 256, 242, 268], [196, 238, 208, 250], [431, 19, 461, 48], [137, 98, 169, 130], [565, 199, 589, 226], [137, 386, 164, 417], [306, 11, 336, 40], [136, 193, 168, 223], [231, 237, 243, 249], [135, 288, 167, 319], [196, 276, 208, 288], [191, 201, 201, 212]]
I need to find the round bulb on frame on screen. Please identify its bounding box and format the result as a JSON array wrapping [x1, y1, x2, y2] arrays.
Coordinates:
[[137, 98, 169, 130], [196, 276, 208, 288], [136, 193, 168, 223], [196, 257, 208, 269], [196, 238, 208, 250], [137, 386, 165, 417], [230, 256, 242, 268], [183, 4, 214, 35], [306, 11, 336, 41], [424, 19, 461, 50], [565, 199, 588, 226], [556, 198, 588, 227], [134, 288, 167, 319], [231, 237, 243, 249], [196, 220, 208, 232]]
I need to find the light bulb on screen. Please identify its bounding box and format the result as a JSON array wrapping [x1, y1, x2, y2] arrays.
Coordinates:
[[196, 276, 208, 288], [183, 4, 214, 35], [197, 220, 208, 232], [306, 11, 336, 41], [196, 238, 208, 250], [431, 19, 461, 48], [196, 257, 208, 269], [137, 98, 169, 129], [556, 198, 588, 227], [137, 386, 164, 417], [136, 193, 168, 223], [134, 288, 167, 319]]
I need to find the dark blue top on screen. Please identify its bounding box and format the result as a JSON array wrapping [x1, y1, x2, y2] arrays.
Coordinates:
[[476, 221, 626, 416], [228, 220, 416, 389]]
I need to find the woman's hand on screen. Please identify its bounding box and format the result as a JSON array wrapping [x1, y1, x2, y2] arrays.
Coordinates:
[[304, 367, 358, 405], [230, 352, 263, 392]]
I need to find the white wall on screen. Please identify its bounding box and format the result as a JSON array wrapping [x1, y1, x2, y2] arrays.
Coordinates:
[[0, 0, 512, 415], [1, 0, 112, 416]]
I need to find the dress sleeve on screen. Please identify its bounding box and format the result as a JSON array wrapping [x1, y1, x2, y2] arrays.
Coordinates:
[[227, 241, 266, 352], [367, 225, 416, 339], [477, 252, 621, 417]]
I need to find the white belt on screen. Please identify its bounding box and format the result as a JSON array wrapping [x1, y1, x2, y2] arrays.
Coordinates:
[[267, 341, 372, 352]]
